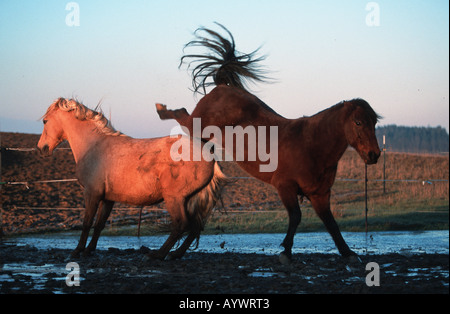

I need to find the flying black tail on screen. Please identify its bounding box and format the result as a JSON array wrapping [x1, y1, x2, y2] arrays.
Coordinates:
[[180, 22, 271, 95]]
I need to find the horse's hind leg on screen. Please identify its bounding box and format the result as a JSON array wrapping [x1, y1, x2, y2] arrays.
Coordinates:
[[167, 231, 200, 260], [147, 197, 188, 260], [310, 194, 356, 258], [72, 193, 101, 257], [148, 230, 184, 260], [85, 200, 115, 255], [155, 103, 191, 128]]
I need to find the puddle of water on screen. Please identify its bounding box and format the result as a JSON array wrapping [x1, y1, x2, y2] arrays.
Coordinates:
[[406, 266, 449, 279], [247, 267, 287, 278], [384, 265, 449, 286], [124, 269, 164, 278], [3, 230, 448, 255], [1, 263, 70, 293]]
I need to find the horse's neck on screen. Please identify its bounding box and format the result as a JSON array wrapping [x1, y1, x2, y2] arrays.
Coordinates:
[[63, 119, 104, 164], [294, 105, 349, 165], [317, 106, 349, 163]]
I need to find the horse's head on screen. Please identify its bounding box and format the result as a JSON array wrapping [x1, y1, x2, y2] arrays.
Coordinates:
[[343, 99, 381, 165], [37, 98, 67, 156]]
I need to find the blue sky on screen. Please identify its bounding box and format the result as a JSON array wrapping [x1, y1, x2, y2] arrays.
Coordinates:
[[0, 0, 448, 138]]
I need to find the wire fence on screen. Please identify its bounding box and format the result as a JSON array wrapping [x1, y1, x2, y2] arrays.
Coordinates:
[[1, 145, 448, 185], [2, 176, 448, 187]]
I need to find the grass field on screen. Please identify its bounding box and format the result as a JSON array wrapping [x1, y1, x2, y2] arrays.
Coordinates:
[[201, 183, 449, 234]]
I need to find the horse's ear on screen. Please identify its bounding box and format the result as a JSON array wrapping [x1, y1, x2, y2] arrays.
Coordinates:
[[348, 98, 382, 124], [341, 100, 356, 116]]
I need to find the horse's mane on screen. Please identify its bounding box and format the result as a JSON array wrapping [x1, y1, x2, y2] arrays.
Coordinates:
[[347, 98, 382, 124], [43, 98, 124, 136], [180, 22, 271, 95], [312, 98, 381, 125]]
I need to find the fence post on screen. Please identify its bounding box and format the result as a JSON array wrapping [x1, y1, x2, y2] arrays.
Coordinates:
[[383, 134, 386, 194], [365, 163, 368, 233], [1, 132, 3, 238], [137, 206, 143, 237]]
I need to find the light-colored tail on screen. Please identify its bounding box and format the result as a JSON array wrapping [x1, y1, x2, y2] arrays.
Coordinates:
[[186, 162, 228, 238]]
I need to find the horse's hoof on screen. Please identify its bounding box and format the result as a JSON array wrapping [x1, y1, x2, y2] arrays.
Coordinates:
[[279, 252, 292, 265], [71, 250, 81, 258], [345, 254, 362, 264], [166, 252, 183, 261], [166, 254, 175, 261], [155, 103, 167, 111], [82, 250, 93, 258], [146, 251, 165, 261]]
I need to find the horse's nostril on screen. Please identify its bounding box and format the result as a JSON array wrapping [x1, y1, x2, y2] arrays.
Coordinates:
[[37, 144, 49, 155], [368, 150, 380, 163]]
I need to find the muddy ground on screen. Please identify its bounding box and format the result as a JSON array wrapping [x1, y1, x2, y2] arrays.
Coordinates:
[[0, 241, 448, 294]]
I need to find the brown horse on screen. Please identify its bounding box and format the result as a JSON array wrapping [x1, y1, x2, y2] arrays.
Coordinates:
[[156, 23, 381, 263], [37, 98, 227, 259]]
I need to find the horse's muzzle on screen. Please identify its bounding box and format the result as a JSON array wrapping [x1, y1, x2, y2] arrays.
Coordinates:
[[366, 150, 380, 164], [36, 144, 50, 156]]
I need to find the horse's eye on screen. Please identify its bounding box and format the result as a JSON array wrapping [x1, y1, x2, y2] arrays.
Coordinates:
[[355, 120, 361, 126], [43, 119, 48, 125]]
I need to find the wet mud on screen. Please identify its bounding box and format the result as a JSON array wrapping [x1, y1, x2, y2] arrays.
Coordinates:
[[1, 242, 448, 294]]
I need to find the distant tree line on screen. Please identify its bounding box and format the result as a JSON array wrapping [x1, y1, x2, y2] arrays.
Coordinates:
[[376, 125, 449, 153]]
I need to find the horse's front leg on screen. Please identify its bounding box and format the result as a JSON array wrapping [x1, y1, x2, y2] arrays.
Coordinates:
[[85, 200, 115, 255], [275, 181, 302, 265], [310, 193, 357, 258], [72, 194, 101, 257]]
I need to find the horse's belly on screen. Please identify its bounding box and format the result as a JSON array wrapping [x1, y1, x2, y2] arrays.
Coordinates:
[[111, 191, 162, 206], [105, 176, 163, 206]]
